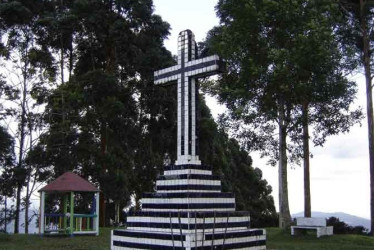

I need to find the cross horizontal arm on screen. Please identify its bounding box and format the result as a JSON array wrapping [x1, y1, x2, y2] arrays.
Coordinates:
[[185, 55, 224, 78], [154, 65, 181, 85]]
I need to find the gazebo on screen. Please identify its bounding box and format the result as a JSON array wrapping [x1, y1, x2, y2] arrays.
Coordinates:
[[39, 172, 100, 236]]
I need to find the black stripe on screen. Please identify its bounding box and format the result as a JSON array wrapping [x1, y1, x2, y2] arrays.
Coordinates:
[[113, 240, 266, 250], [113, 230, 185, 241], [142, 192, 234, 198], [188, 32, 192, 61], [157, 174, 221, 181], [181, 43, 185, 155], [113, 240, 185, 250], [128, 211, 250, 218], [204, 229, 264, 240], [195, 78, 199, 156], [164, 164, 212, 171], [156, 185, 220, 191], [154, 68, 180, 81], [142, 203, 235, 209], [188, 77, 192, 155], [127, 221, 249, 230]]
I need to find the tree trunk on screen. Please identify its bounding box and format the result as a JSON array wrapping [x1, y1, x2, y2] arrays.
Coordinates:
[[278, 100, 292, 229], [115, 201, 120, 225], [15, 56, 28, 234], [302, 103, 311, 218], [24, 178, 30, 234], [99, 122, 107, 227], [24, 121, 33, 234], [14, 184, 21, 234], [360, 0, 374, 236]]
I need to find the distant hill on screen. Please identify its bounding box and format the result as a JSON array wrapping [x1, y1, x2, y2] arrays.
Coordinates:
[[292, 211, 370, 230]]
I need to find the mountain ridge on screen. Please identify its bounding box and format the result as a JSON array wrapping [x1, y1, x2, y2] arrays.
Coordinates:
[[292, 211, 370, 230]]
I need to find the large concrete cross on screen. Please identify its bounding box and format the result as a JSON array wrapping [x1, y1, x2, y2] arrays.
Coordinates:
[[154, 30, 223, 165]]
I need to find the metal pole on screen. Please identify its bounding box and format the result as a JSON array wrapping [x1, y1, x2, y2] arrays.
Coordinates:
[[211, 211, 216, 250], [170, 212, 175, 250], [201, 214, 205, 249], [178, 212, 184, 248], [222, 213, 229, 249], [195, 212, 197, 249]]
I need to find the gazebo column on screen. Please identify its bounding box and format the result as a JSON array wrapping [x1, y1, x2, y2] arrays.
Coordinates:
[[39, 191, 45, 235], [69, 192, 74, 235], [63, 193, 68, 232], [95, 192, 100, 235]]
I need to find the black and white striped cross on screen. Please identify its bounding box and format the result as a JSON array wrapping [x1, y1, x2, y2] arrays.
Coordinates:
[[154, 30, 223, 165]]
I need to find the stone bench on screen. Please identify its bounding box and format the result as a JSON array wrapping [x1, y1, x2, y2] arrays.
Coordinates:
[[291, 217, 333, 238]]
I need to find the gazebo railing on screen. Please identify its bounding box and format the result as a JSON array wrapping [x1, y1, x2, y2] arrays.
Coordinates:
[[44, 213, 66, 233], [44, 213, 97, 234], [73, 214, 97, 232]]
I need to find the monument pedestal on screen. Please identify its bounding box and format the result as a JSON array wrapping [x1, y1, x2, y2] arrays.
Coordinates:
[[111, 164, 266, 249]]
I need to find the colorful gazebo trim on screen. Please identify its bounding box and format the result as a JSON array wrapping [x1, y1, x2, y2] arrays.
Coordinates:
[[38, 172, 100, 236]]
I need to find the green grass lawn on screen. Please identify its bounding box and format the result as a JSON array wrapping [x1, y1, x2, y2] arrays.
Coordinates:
[[0, 228, 113, 250], [266, 228, 374, 250], [0, 227, 373, 250]]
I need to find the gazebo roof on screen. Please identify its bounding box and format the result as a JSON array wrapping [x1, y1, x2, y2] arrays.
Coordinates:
[[39, 172, 99, 192]]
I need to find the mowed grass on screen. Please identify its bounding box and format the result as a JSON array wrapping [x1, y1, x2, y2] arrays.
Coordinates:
[[266, 227, 374, 250], [0, 227, 374, 250], [0, 227, 113, 250]]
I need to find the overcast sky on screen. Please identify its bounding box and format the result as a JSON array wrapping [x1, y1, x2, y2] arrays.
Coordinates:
[[153, 0, 370, 220]]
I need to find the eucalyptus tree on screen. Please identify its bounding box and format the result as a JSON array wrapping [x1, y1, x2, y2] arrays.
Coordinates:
[[31, 0, 173, 226], [337, 0, 374, 235], [0, 0, 57, 233], [206, 0, 360, 228]]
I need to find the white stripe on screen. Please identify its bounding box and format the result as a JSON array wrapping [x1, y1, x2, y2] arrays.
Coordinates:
[[141, 198, 235, 204], [156, 179, 221, 186]]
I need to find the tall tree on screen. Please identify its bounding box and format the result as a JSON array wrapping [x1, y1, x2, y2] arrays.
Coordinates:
[[338, 0, 374, 235], [206, 0, 360, 228], [0, 0, 56, 233], [31, 0, 173, 226]]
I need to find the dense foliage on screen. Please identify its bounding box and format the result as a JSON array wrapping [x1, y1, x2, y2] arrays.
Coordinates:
[[327, 217, 368, 235], [199, 97, 277, 227], [205, 0, 361, 228]]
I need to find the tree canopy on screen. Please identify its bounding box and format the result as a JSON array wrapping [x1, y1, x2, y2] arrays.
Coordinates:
[[0, 0, 277, 229], [205, 0, 361, 228]]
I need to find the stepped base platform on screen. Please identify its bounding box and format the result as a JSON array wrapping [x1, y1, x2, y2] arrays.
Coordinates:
[[112, 228, 266, 249], [111, 164, 266, 249]]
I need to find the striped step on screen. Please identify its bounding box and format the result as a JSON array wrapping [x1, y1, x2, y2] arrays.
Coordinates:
[[127, 211, 250, 218], [164, 164, 212, 171], [112, 229, 266, 250], [126, 217, 250, 233], [142, 192, 234, 198], [164, 169, 212, 176], [157, 174, 221, 181], [156, 179, 221, 187], [126, 211, 250, 233], [157, 184, 221, 193], [141, 202, 235, 212]]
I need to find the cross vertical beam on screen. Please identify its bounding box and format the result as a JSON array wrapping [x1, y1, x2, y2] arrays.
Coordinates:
[[154, 30, 223, 165]]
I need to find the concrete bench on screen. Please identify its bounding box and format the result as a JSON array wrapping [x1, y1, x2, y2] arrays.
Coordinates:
[[291, 217, 333, 238]]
